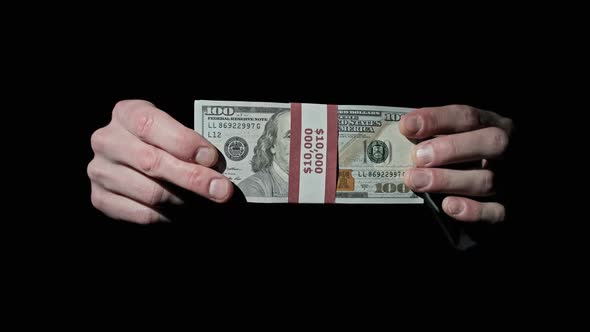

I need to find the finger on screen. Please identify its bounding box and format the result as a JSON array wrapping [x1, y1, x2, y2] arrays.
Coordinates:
[[400, 105, 513, 139], [90, 183, 169, 224], [94, 132, 233, 203], [442, 196, 505, 223], [404, 168, 495, 196], [412, 127, 509, 167], [87, 157, 184, 206], [112, 100, 219, 166]]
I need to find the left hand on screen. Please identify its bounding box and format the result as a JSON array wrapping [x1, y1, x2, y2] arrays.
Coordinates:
[[399, 105, 514, 223]]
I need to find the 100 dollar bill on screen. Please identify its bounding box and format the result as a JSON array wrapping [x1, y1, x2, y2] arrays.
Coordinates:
[[195, 100, 423, 204]]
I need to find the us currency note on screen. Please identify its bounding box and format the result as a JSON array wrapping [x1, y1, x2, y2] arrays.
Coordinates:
[[195, 100, 423, 204]]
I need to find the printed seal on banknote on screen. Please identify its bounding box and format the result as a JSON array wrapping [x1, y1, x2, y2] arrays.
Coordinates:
[[224, 136, 249, 161]]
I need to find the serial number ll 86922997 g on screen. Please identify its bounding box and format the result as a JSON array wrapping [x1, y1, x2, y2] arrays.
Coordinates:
[[210, 122, 262, 130], [357, 170, 404, 178]]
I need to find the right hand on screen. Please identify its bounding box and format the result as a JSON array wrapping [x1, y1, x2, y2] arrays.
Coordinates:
[[87, 100, 234, 224]]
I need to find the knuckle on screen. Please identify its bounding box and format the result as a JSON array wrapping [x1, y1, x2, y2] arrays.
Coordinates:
[[172, 131, 196, 160], [131, 106, 155, 139], [86, 160, 102, 181], [482, 203, 506, 223], [90, 190, 105, 210], [112, 100, 136, 119], [147, 183, 165, 206], [90, 127, 108, 153], [138, 147, 162, 175], [476, 203, 485, 221], [133, 209, 159, 225], [444, 136, 460, 161], [460, 105, 481, 128], [480, 170, 495, 194], [431, 169, 450, 191], [113, 100, 131, 112], [422, 110, 438, 132], [186, 166, 206, 191], [113, 99, 146, 113], [448, 104, 480, 128], [113, 100, 156, 138], [112, 101, 124, 118], [488, 127, 509, 156]]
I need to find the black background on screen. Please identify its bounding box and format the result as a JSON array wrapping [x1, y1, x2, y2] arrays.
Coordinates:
[[6, 7, 586, 322], [20, 19, 554, 290]]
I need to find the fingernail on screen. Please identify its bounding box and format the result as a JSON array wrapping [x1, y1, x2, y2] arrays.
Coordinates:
[[209, 179, 229, 200], [414, 144, 434, 165], [196, 147, 215, 165], [410, 170, 430, 189], [403, 115, 422, 134], [446, 198, 464, 215]]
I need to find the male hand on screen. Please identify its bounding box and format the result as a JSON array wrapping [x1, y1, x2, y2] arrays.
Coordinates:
[[88, 100, 233, 224], [400, 105, 513, 223]]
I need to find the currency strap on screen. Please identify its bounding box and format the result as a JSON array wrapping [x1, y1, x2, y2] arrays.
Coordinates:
[[288, 103, 338, 203]]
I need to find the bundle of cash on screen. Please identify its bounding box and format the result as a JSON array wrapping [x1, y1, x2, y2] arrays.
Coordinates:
[[195, 100, 422, 204]]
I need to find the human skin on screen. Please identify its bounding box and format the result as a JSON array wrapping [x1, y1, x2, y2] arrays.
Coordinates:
[[399, 104, 513, 223], [87, 100, 233, 224]]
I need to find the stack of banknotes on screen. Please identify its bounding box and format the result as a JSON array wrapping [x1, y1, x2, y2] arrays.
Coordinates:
[[195, 100, 423, 204]]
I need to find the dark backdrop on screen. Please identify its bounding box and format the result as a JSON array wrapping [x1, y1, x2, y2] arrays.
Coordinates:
[[28, 26, 546, 286]]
